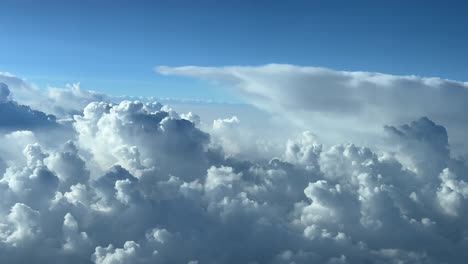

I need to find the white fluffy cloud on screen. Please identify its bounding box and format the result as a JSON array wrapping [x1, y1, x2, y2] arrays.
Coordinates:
[[0, 71, 467, 263]]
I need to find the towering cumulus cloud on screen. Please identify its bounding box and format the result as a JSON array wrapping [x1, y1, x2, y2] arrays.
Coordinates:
[[0, 71, 467, 264]]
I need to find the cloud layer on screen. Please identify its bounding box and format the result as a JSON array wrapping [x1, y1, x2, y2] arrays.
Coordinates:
[[0, 73, 467, 263]]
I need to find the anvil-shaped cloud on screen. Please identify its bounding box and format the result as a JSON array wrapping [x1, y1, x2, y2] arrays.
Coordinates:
[[156, 64, 468, 153]]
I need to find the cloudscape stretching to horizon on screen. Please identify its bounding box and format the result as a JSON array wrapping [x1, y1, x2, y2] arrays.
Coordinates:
[[1, 1, 468, 263]]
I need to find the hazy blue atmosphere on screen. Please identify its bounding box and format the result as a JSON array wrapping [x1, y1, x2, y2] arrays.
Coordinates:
[[1, 1, 468, 263], [1, 0, 467, 99]]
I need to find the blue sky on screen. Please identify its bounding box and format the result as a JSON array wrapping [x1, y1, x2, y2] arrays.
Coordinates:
[[1, 0, 467, 101]]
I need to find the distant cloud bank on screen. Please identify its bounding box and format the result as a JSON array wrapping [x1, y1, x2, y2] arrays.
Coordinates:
[[156, 64, 468, 153]]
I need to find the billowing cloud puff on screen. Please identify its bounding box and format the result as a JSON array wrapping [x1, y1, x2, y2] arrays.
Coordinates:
[[0, 72, 467, 263], [73, 100, 211, 180], [209, 115, 281, 160]]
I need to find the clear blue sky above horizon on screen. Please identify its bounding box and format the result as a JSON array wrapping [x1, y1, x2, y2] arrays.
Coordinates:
[[1, 0, 467, 101]]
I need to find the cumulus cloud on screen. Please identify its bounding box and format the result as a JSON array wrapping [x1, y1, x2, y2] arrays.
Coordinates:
[[208, 115, 282, 160], [73, 100, 211, 180], [0, 71, 467, 263]]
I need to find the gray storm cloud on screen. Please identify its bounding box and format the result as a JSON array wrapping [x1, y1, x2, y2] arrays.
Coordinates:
[[0, 73, 467, 263]]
